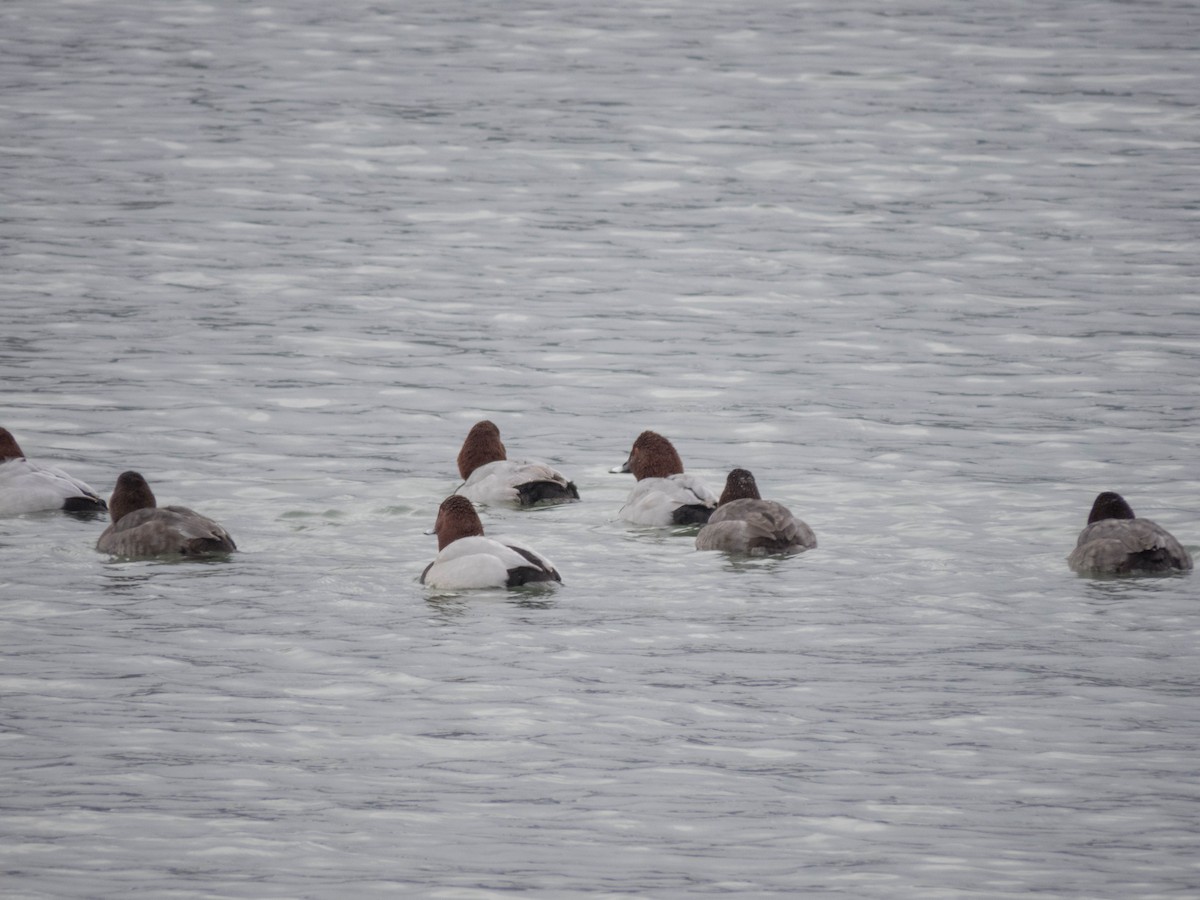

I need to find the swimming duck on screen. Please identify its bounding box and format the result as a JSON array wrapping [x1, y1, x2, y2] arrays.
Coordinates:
[[421, 495, 562, 589], [1067, 491, 1191, 576], [611, 430, 717, 526], [696, 468, 817, 555], [96, 471, 237, 557], [454, 420, 579, 506], [0, 427, 107, 515]]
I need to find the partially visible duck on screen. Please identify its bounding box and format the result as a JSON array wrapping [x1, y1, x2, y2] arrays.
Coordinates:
[[611, 430, 717, 526], [454, 420, 579, 507], [695, 468, 817, 555], [1068, 491, 1191, 576], [421, 495, 562, 589], [0, 427, 107, 515], [96, 471, 237, 558]]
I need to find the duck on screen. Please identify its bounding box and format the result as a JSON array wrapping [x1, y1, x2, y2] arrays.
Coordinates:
[[611, 430, 717, 526], [421, 495, 562, 589], [96, 471, 237, 558], [454, 420, 579, 507], [695, 468, 817, 555], [0, 427, 107, 515], [1067, 491, 1191, 576]]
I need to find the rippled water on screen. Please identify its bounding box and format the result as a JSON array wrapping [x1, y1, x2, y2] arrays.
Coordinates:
[[3, 1, 1198, 897]]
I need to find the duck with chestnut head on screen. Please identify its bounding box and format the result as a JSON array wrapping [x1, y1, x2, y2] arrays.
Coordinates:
[[421, 495, 561, 589], [611, 430, 717, 526], [454, 420, 579, 507]]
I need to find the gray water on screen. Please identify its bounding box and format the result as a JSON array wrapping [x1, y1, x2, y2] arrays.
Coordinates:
[[3, 1, 1198, 897]]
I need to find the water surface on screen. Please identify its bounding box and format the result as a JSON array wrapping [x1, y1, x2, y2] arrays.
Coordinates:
[[2, 1, 1198, 897]]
